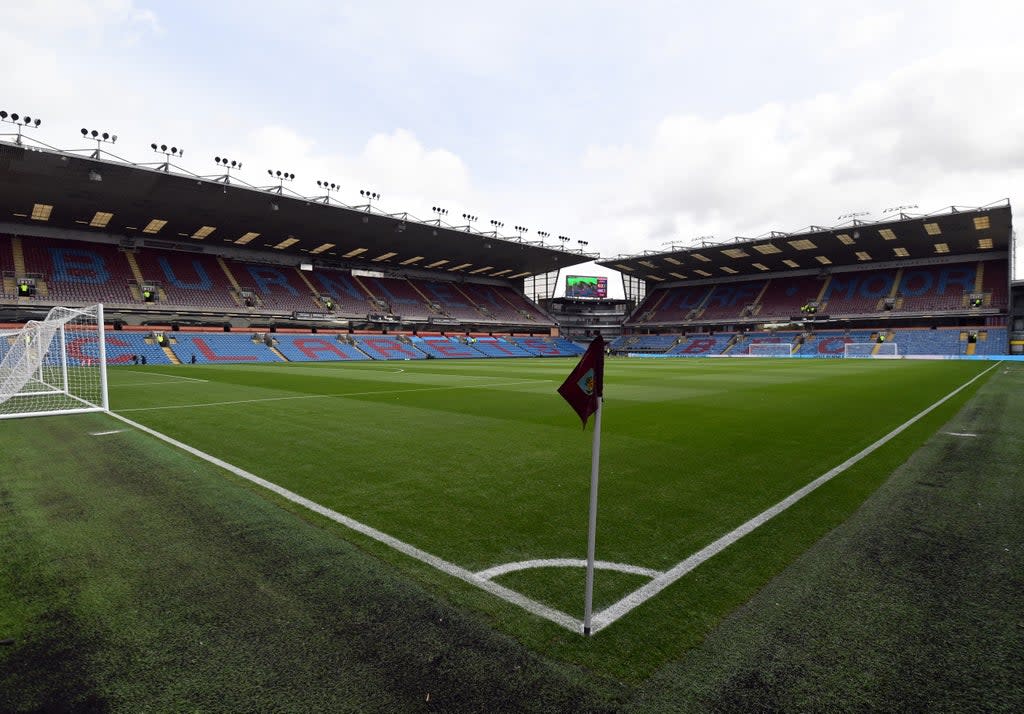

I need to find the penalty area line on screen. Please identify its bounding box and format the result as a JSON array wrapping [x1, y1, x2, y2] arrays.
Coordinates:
[[589, 361, 1002, 634], [117, 370, 208, 384], [105, 410, 582, 633], [115, 379, 551, 413]]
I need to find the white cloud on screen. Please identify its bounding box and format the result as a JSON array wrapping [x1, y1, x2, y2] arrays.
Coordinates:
[[576, 44, 1024, 257], [1, 0, 1022, 277]]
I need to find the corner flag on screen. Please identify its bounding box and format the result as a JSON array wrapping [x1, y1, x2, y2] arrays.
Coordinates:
[[557, 335, 607, 636], [558, 335, 605, 428]]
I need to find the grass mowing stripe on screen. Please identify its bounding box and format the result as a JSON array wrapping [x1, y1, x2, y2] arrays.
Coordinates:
[[107, 410, 583, 633], [592, 361, 1001, 633], [114, 379, 552, 412], [96, 358, 995, 680]]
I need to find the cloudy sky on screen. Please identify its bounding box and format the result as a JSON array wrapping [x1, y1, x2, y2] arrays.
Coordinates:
[[3, 0, 1022, 294]]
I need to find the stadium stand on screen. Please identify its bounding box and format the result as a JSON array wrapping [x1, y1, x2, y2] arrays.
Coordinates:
[[796, 330, 874, 357], [350, 334, 428, 360], [729, 331, 800, 355], [666, 333, 734, 356], [409, 279, 486, 322], [697, 281, 766, 322], [817, 268, 898, 316], [20, 236, 137, 305], [974, 327, 1007, 355], [360, 276, 434, 321], [619, 334, 680, 353], [982, 260, 1008, 310], [170, 333, 284, 364], [632, 285, 711, 324], [104, 332, 176, 365], [410, 335, 486, 359], [893, 263, 977, 313], [468, 337, 534, 358], [459, 284, 525, 323], [228, 260, 322, 312], [755, 276, 827, 320], [271, 334, 373, 361], [133, 247, 240, 310], [306, 268, 377, 317], [509, 336, 583, 357], [889, 327, 964, 355]]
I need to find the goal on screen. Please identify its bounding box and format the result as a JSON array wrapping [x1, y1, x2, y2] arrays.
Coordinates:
[[0, 304, 109, 419], [843, 342, 899, 359], [748, 342, 793, 357]]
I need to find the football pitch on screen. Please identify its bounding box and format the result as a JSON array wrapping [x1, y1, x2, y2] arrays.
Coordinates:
[[3, 356, 1006, 692], [72, 357, 991, 668]]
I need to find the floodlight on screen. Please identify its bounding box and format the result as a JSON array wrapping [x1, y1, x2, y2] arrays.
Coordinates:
[[10, 113, 18, 121], [0, 111, 6, 119], [81, 128, 87, 136]]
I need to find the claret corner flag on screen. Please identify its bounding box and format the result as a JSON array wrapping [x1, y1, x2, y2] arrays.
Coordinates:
[[558, 335, 605, 428], [557, 334, 607, 636]]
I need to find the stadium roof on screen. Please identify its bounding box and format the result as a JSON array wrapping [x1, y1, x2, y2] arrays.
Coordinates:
[[0, 139, 595, 280], [598, 201, 1012, 284]]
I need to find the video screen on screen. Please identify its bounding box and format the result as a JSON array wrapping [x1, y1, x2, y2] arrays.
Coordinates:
[[565, 275, 608, 298]]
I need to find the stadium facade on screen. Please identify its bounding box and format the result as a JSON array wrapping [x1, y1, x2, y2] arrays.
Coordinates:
[[0, 130, 1016, 361]]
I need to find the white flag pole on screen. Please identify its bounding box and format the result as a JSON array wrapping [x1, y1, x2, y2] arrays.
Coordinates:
[[582, 395, 603, 636]]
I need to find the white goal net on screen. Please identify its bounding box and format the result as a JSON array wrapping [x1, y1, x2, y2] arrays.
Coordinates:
[[843, 341, 899, 359], [748, 342, 793, 357], [0, 304, 109, 420]]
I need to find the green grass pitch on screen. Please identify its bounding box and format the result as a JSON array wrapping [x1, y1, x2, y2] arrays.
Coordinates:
[[2, 356, 1003, 701], [100, 357, 993, 670]]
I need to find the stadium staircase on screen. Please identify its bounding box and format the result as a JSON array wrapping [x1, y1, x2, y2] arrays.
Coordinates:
[[350, 274, 379, 304], [294, 269, 324, 304], [124, 251, 147, 288], [814, 276, 830, 313], [722, 334, 745, 355], [11, 236, 26, 276], [871, 330, 896, 356], [161, 344, 181, 364], [636, 291, 668, 323], [878, 268, 904, 311], [216, 257, 246, 306], [748, 281, 770, 316]]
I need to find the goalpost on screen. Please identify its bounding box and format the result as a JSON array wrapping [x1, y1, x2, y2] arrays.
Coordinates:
[[748, 342, 793, 357], [0, 304, 109, 420], [843, 342, 900, 359]]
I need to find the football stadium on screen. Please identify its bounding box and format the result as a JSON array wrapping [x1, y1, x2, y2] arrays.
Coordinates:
[[1, 115, 1022, 711]]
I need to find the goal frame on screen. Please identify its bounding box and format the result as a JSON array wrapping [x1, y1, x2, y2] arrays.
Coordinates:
[[748, 342, 793, 357], [0, 303, 109, 420], [843, 341, 900, 359]]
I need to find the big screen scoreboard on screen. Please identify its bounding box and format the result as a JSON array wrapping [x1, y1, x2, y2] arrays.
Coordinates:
[[566, 275, 608, 298]]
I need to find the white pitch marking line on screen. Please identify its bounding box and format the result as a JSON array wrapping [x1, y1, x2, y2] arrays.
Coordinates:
[[477, 558, 662, 581], [589, 361, 1002, 635], [105, 411, 582, 633], [90, 429, 124, 436], [944, 432, 978, 437], [114, 381, 210, 388], [115, 380, 551, 413], [119, 370, 208, 383]]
